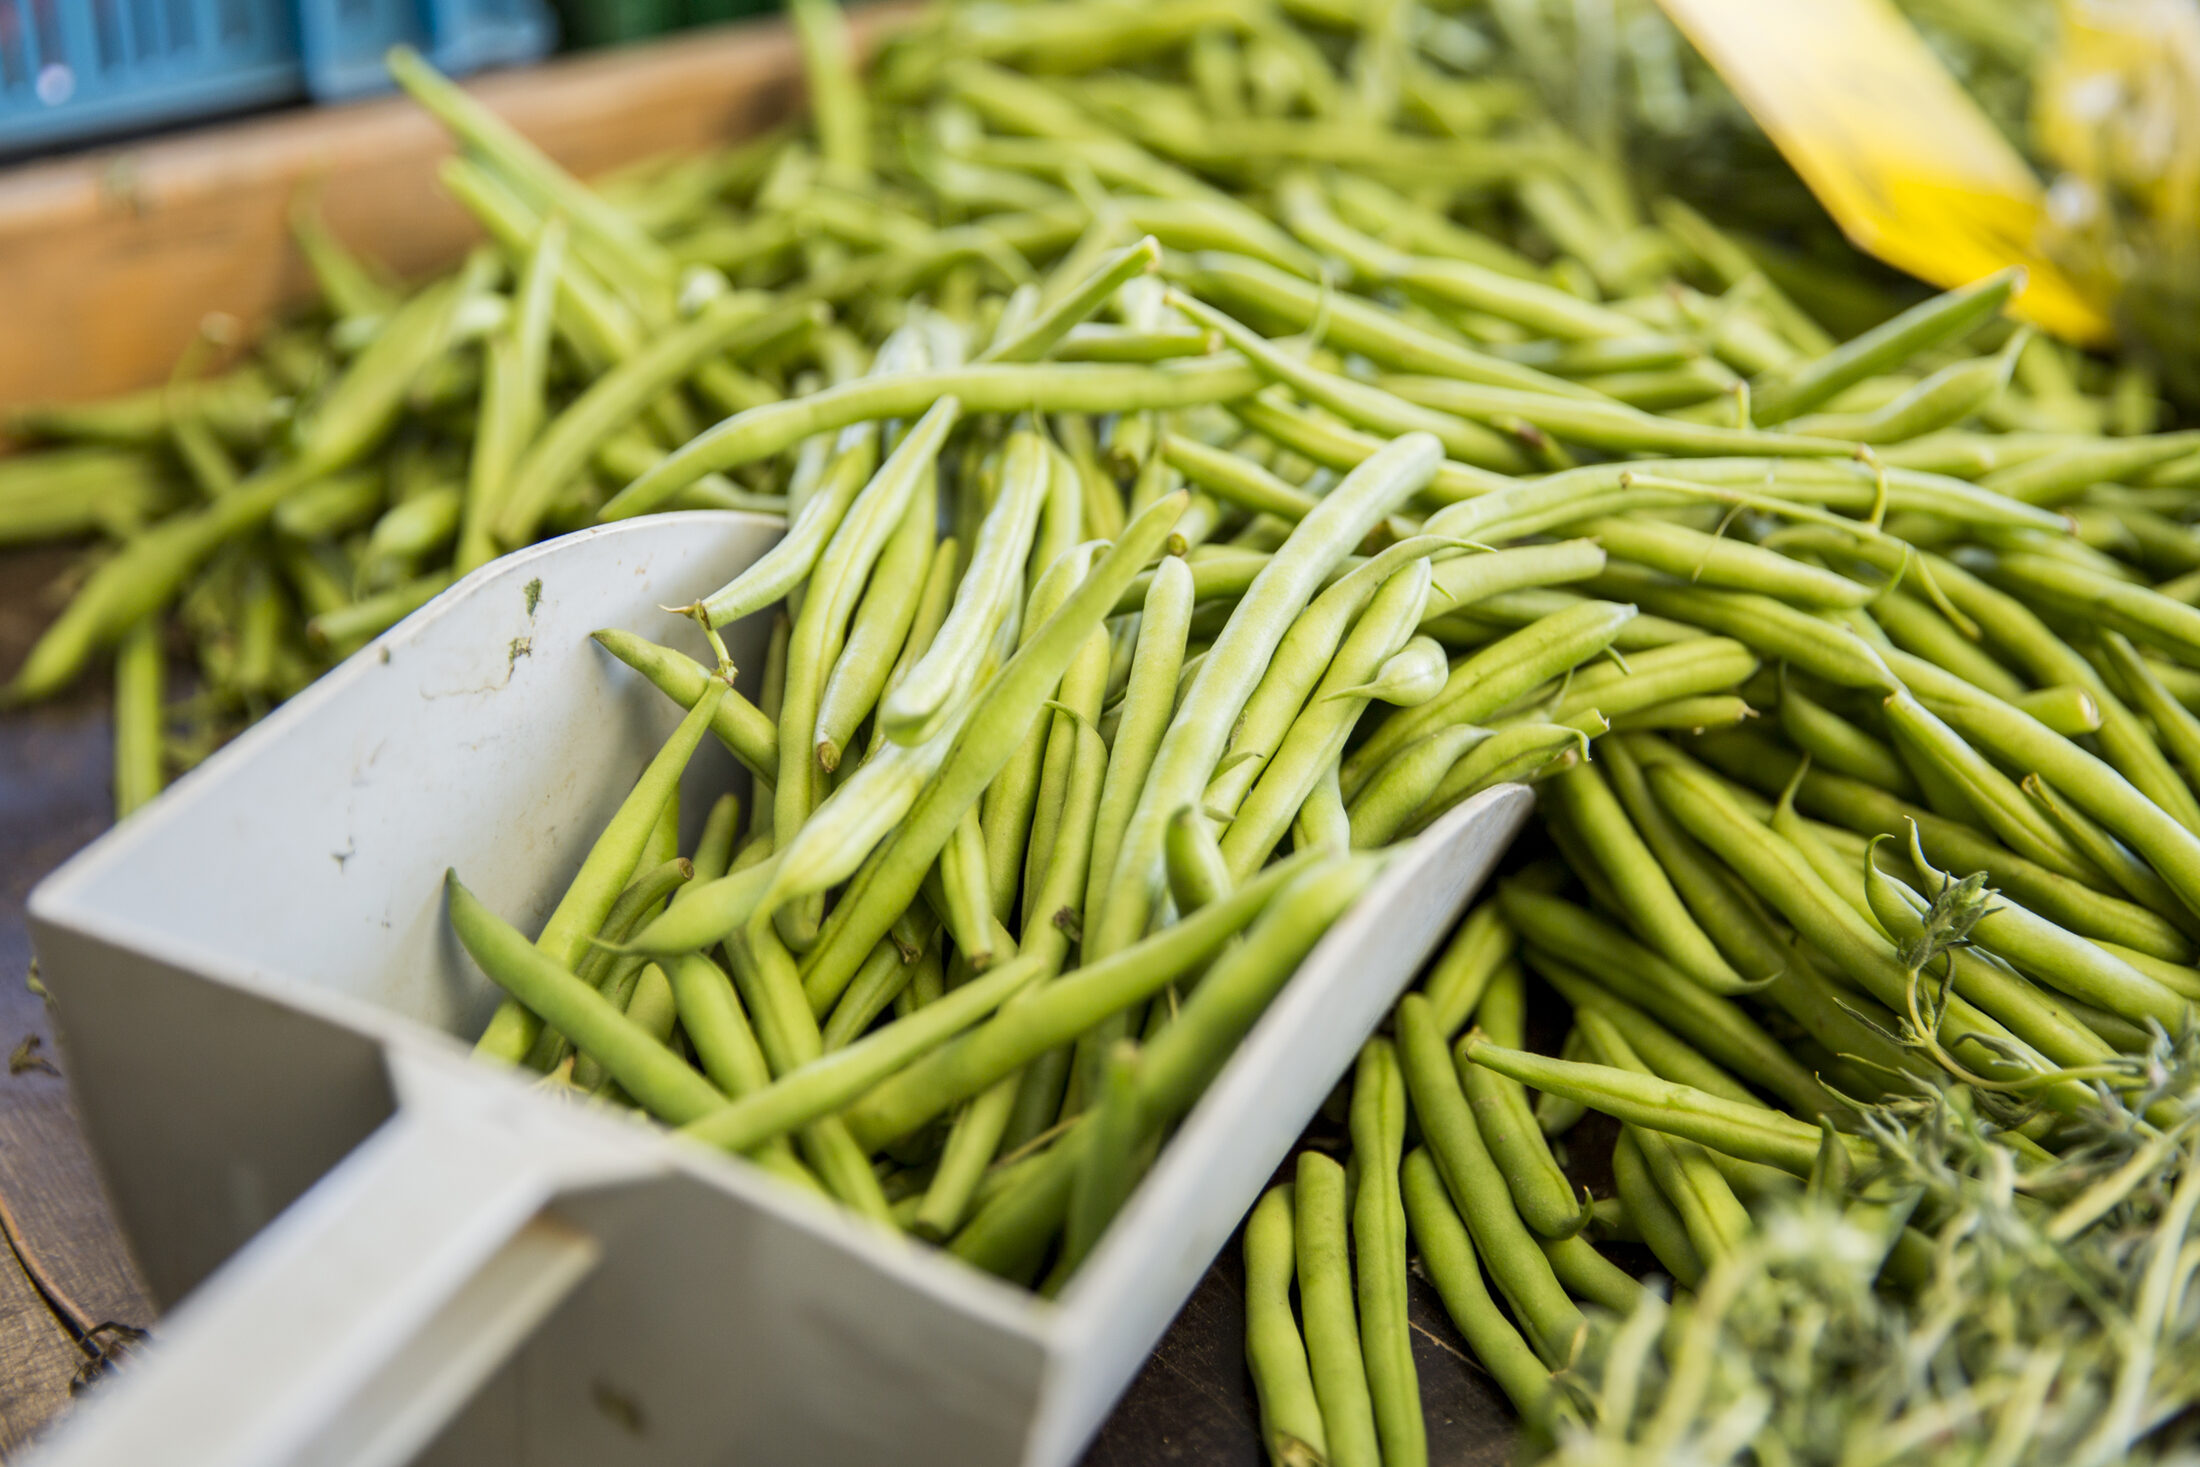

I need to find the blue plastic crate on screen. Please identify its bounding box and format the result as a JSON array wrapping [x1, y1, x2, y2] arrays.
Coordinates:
[[0, 1, 305, 154], [300, 0, 557, 101], [0, 0, 555, 156]]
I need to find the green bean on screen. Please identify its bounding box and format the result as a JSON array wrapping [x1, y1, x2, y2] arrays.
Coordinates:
[[1222, 557, 1431, 877], [698, 432, 883, 632], [1059, 1041, 1144, 1279], [937, 809, 998, 969], [10, 464, 302, 700], [1419, 902, 1513, 1041], [1750, 267, 2023, 425], [1901, 834, 2194, 1032], [662, 951, 816, 1190], [1861, 847, 2133, 1075], [1382, 374, 1859, 461], [1905, 664, 2200, 922], [799, 492, 1187, 1007], [1294, 1152, 1381, 1467], [1500, 885, 1833, 1116], [564, 854, 695, 1020], [1458, 965, 1583, 1238], [1230, 392, 1510, 504], [1544, 759, 1749, 994], [1395, 994, 1583, 1367], [1896, 547, 2200, 831], [1160, 433, 1320, 522], [1406, 721, 1588, 832], [360, 486, 462, 589], [1244, 1184, 1330, 1466], [1643, 760, 2088, 1110], [2098, 631, 2200, 817], [1399, 1149, 1551, 1417], [1051, 324, 1215, 362], [709, 921, 888, 1221], [1090, 434, 1439, 964], [1207, 535, 1472, 818], [1978, 432, 2200, 508], [1165, 805, 1232, 913], [1581, 515, 1873, 610], [1778, 674, 1917, 796], [112, 618, 165, 820], [1168, 292, 1531, 472], [1587, 1019, 1751, 1268], [682, 950, 1043, 1155], [1463, 1032, 1872, 1180], [390, 48, 677, 302], [1983, 546, 2200, 673], [1341, 597, 1635, 797], [951, 854, 1370, 1277], [1173, 249, 1606, 399], [1606, 694, 1754, 733], [497, 298, 820, 547], [1332, 636, 1447, 706], [476, 677, 726, 1062], [1529, 960, 1763, 1114], [600, 357, 1262, 520], [1864, 592, 2013, 704], [450, 871, 735, 1120], [270, 470, 384, 541], [1688, 726, 2194, 961], [1611, 1127, 1702, 1288], [982, 236, 1161, 364], [883, 424, 1050, 743], [913, 1077, 1022, 1242], [589, 629, 777, 780], [1349, 1038, 1425, 1467], [307, 572, 453, 657], [847, 852, 1316, 1147], [822, 931, 932, 1048], [1429, 589, 1700, 652], [1560, 638, 1769, 731], [813, 492, 934, 772], [1389, 252, 1646, 342], [1347, 725, 1495, 850], [1583, 563, 1895, 693], [1784, 332, 2025, 443]]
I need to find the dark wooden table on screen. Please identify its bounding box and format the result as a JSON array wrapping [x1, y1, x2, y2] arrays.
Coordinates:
[[0, 544, 1520, 1462]]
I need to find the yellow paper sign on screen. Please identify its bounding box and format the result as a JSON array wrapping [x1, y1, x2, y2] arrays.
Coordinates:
[[1656, 0, 2115, 346]]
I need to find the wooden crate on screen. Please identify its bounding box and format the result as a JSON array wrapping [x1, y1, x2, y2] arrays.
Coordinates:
[[0, 9, 907, 412]]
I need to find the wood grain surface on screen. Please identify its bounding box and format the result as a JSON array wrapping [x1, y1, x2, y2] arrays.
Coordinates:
[[0, 7, 914, 411]]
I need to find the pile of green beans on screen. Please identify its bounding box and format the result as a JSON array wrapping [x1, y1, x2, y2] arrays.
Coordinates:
[[8, 0, 2200, 1457]]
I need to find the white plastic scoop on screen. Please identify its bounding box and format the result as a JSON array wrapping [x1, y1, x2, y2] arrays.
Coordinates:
[[26, 511, 1530, 1467]]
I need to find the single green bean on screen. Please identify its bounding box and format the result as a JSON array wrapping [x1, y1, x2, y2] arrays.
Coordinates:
[[1611, 1127, 1701, 1287], [1458, 965, 1582, 1237], [600, 358, 1261, 521], [1350, 1038, 1424, 1467], [1543, 759, 1749, 993], [1750, 267, 2023, 425], [1294, 1151, 1381, 1467], [112, 618, 164, 819], [1395, 994, 1583, 1367], [1243, 1184, 1330, 1465], [1399, 1149, 1551, 1416]]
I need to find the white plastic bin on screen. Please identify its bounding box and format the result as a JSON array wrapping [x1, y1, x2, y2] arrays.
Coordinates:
[[26, 510, 1530, 1467]]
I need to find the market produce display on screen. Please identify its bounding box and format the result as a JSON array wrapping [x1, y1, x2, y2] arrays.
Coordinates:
[[5, 0, 2200, 1463]]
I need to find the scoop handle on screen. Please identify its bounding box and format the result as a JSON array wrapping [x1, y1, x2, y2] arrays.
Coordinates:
[[29, 1051, 634, 1467]]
